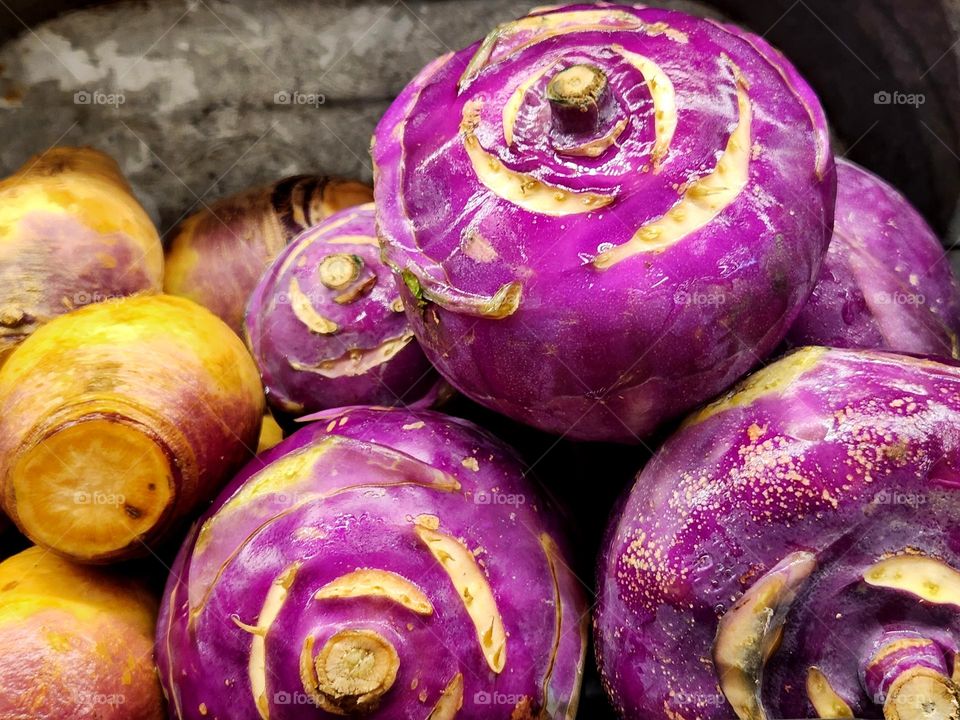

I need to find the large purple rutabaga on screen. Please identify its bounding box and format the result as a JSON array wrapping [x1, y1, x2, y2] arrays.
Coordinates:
[[372, 4, 835, 443], [786, 158, 960, 358], [244, 204, 440, 417], [157, 407, 587, 719], [596, 346, 960, 720]]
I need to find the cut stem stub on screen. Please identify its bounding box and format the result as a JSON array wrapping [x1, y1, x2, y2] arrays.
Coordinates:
[[545, 64, 609, 137], [310, 629, 400, 715], [864, 635, 960, 720]]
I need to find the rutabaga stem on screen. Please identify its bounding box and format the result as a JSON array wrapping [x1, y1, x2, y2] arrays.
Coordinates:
[[545, 64, 609, 137], [862, 634, 960, 720], [303, 629, 400, 715]]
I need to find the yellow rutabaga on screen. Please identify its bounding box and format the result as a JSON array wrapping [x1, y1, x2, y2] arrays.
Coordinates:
[[0, 147, 163, 363], [0, 294, 264, 562], [0, 546, 164, 719]]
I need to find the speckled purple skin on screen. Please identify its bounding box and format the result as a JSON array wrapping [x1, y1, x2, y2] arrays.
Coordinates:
[[596, 347, 960, 719], [157, 407, 587, 720], [373, 4, 835, 443], [787, 159, 960, 358], [245, 204, 439, 416]]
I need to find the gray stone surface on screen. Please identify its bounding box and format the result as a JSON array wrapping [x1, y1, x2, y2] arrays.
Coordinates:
[[0, 0, 723, 236], [1, 0, 958, 244]]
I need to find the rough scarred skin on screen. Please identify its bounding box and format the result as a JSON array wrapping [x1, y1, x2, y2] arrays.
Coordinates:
[[596, 347, 960, 720], [787, 158, 960, 358], [157, 407, 587, 720], [164, 175, 373, 334], [0, 294, 264, 562], [0, 546, 164, 719], [373, 4, 835, 442], [0, 146, 163, 363], [245, 203, 440, 417]]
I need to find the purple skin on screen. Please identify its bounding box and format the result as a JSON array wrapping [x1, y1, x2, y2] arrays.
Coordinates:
[[596, 346, 960, 720], [157, 407, 587, 720], [244, 204, 441, 417], [163, 176, 374, 335], [787, 158, 960, 358], [373, 4, 835, 443]]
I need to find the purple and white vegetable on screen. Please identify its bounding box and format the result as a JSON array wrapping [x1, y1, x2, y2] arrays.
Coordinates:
[[372, 4, 835, 442], [244, 204, 440, 417], [787, 158, 960, 358], [596, 346, 960, 720], [157, 407, 587, 719]]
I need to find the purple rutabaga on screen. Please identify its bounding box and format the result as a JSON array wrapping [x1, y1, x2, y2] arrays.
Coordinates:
[[372, 4, 835, 442], [157, 407, 587, 719], [245, 204, 440, 417], [596, 346, 960, 720], [787, 158, 960, 358], [164, 175, 373, 334]]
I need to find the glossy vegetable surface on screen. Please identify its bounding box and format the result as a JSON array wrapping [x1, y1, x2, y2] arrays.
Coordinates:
[[373, 4, 835, 442]]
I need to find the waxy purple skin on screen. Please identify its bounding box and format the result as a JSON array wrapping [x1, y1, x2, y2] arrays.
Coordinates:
[[787, 158, 960, 358], [373, 4, 835, 443], [245, 204, 439, 416], [596, 347, 960, 719], [157, 407, 587, 720]]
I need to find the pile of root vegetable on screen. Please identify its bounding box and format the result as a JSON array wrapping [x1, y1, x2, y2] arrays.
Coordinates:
[[3, 5, 960, 720]]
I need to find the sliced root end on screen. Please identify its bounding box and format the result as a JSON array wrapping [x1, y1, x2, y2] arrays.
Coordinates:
[[885, 668, 960, 720], [311, 629, 399, 715], [9, 416, 176, 561]]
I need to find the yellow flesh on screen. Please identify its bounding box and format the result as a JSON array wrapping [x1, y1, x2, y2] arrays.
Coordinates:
[[10, 419, 174, 560], [503, 65, 554, 145], [289, 333, 415, 378], [427, 672, 464, 720], [806, 667, 854, 718], [314, 569, 433, 615], [415, 521, 507, 673], [461, 100, 614, 217], [246, 563, 300, 720], [612, 44, 677, 166], [713, 552, 817, 720], [289, 277, 338, 335], [864, 555, 960, 606], [594, 63, 752, 267], [688, 347, 825, 426]]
